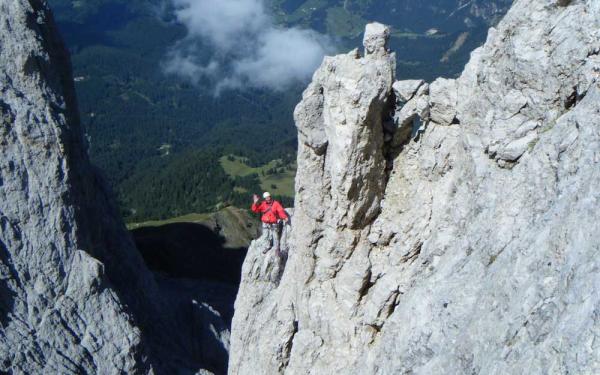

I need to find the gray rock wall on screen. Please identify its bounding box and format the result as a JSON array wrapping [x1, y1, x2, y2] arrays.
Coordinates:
[[0, 1, 227, 373], [0, 1, 170, 372], [229, 0, 600, 374]]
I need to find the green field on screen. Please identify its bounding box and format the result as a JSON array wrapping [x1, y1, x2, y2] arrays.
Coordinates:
[[127, 213, 213, 230], [220, 155, 296, 198], [126, 206, 260, 249]]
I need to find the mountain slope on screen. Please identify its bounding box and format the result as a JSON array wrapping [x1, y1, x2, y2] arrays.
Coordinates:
[[230, 0, 600, 373]]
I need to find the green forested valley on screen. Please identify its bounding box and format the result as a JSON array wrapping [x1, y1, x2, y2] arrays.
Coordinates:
[[48, 0, 511, 222]]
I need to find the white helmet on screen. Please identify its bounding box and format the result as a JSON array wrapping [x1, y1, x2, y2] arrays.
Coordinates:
[[262, 191, 271, 199]]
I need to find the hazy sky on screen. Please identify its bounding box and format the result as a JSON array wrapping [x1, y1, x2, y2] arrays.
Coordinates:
[[164, 0, 333, 93]]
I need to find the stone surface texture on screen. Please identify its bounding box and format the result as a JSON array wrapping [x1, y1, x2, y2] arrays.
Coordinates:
[[0, 1, 228, 374], [230, 1, 600, 374]]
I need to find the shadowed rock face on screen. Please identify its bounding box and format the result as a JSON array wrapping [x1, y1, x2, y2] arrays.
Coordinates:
[[230, 1, 600, 374], [0, 1, 228, 374]]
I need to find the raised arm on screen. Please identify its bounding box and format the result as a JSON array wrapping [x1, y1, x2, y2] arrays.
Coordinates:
[[251, 194, 262, 213]]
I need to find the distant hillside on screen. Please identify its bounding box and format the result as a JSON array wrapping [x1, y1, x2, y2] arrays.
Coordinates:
[[131, 207, 260, 285], [129, 206, 260, 249]]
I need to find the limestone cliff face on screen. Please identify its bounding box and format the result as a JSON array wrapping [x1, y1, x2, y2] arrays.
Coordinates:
[[0, 1, 227, 374], [230, 0, 600, 374]]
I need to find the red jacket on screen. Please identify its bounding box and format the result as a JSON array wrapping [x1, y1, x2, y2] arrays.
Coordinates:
[[251, 200, 288, 224]]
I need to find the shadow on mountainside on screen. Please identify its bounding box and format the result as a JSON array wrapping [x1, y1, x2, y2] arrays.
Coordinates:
[[130, 222, 253, 374], [131, 222, 247, 285], [0, 241, 17, 329]]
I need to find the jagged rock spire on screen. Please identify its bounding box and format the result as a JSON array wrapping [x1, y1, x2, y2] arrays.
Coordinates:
[[363, 22, 390, 57], [230, 21, 397, 373]]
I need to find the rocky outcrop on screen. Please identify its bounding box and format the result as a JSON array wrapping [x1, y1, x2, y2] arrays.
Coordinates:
[[0, 1, 228, 373], [230, 23, 395, 373], [230, 1, 600, 374]]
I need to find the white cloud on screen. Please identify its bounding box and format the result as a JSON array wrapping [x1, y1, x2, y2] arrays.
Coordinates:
[[164, 0, 334, 93]]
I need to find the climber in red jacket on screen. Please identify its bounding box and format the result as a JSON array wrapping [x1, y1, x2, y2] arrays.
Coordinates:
[[252, 192, 288, 254]]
